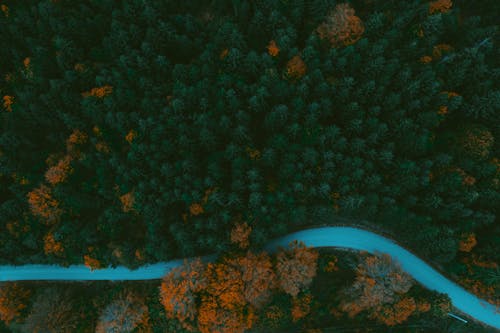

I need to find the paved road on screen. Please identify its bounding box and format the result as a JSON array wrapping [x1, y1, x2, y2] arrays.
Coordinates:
[[1, 227, 499, 329]]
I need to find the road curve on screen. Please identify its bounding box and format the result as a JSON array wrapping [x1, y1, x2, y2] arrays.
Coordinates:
[[1, 226, 499, 329]]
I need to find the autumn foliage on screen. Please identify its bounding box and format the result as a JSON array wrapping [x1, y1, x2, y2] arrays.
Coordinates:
[[291, 294, 312, 322], [1, 4, 8, 17], [286, 55, 307, 79], [340, 254, 417, 326], [44, 155, 72, 185], [125, 129, 137, 143], [0, 283, 30, 324], [27, 185, 62, 224], [275, 241, 319, 297], [230, 221, 252, 249], [81, 85, 113, 98], [96, 292, 149, 333], [160, 244, 318, 333], [189, 202, 204, 216], [459, 233, 477, 252], [84, 254, 101, 270], [43, 232, 64, 255], [429, 0, 453, 14], [120, 191, 135, 212], [316, 3, 365, 47], [267, 40, 280, 57], [2, 95, 14, 112], [159, 258, 207, 330], [460, 126, 494, 158]]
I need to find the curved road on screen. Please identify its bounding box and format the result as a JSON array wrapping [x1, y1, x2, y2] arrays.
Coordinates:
[[1, 227, 499, 329]]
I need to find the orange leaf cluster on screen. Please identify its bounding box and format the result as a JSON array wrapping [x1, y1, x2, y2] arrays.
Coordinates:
[[0, 4, 8, 17], [246, 147, 261, 160], [74, 63, 85, 72], [466, 254, 498, 270], [230, 222, 252, 249], [429, 0, 452, 14], [291, 294, 312, 322], [45, 155, 72, 185], [2, 95, 14, 112], [419, 55, 433, 64], [417, 301, 431, 313], [120, 191, 135, 213], [189, 203, 204, 216], [316, 3, 365, 47], [95, 141, 110, 153], [458, 233, 477, 252], [43, 233, 64, 255], [220, 49, 229, 60], [66, 129, 88, 159], [324, 256, 339, 272], [82, 85, 113, 98], [276, 241, 319, 297], [461, 278, 499, 308], [432, 44, 453, 59], [66, 129, 87, 147], [267, 40, 280, 57], [198, 296, 255, 333], [286, 55, 307, 80], [84, 254, 101, 271], [437, 105, 448, 115], [0, 283, 30, 324], [125, 129, 137, 143], [27, 185, 62, 224], [373, 297, 417, 326]]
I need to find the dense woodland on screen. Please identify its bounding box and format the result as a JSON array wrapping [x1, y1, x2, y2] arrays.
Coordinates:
[[0, 0, 499, 331]]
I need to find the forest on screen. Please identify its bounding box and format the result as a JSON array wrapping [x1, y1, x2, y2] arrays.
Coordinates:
[[0, 0, 499, 331]]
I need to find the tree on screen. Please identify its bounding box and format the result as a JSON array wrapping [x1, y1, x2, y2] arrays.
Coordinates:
[[429, 0, 453, 14], [21, 288, 79, 333], [96, 292, 148, 333], [458, 233, 477, 252], [0, 283, 30, 324], [230, 221, 252, 249], [27, 185, 62, 224], [226, 251, 276, 308], [286, 56, 307, 79], [275, 241, 319, 297], [45, 155, 72, 185], [316, 3, 364, 47], [340, 254, 416, 326], [159, 258, 207, 330]]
